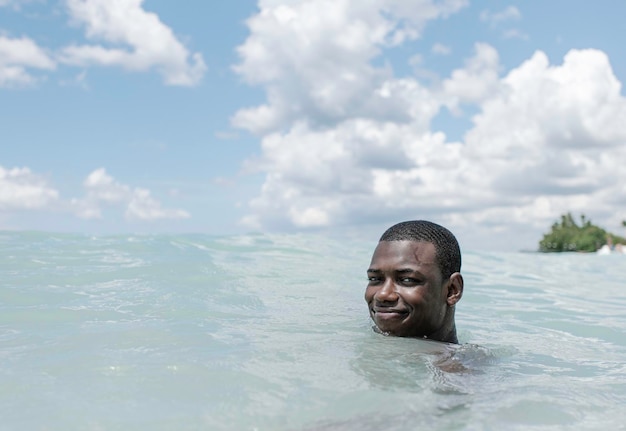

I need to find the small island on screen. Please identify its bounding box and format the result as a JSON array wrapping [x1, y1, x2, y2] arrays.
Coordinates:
[[539, 213, 626, 253]]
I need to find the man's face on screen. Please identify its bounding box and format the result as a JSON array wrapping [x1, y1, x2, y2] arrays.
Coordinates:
[[365, 240, 449, 337]]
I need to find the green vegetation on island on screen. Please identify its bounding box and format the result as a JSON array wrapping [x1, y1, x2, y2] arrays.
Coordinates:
[[539, 213, 626, 252]]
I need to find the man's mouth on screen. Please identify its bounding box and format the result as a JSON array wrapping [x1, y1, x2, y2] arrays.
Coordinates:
[[372, 308, 409, 320]]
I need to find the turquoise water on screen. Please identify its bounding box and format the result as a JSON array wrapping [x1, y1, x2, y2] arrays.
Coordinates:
[[1, 231, 625, 430]]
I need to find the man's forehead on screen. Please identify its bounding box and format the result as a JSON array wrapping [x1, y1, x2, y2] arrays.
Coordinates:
[[370, 240, 437, 266]]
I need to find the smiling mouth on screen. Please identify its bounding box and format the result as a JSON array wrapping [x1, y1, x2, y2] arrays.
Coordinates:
[[372, 308, 409, 320]]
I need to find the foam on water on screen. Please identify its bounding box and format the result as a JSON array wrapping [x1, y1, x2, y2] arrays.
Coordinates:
[[1, 231, 625, 430]]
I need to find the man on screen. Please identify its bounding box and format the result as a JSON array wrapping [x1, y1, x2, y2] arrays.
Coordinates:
[[365, 220, 464, 344]]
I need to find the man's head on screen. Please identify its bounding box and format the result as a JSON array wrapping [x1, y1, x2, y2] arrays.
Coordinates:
[[365, 220, 463, 343]]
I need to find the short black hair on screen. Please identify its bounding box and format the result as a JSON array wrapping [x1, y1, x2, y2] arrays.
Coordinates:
[[379, 220, 461, 279]]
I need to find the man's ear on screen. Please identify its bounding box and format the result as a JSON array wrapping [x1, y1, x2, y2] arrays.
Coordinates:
[[446, 272, 463, 306]]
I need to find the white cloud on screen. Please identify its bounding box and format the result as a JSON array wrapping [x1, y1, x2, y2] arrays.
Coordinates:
[[0, 35, 56, 87], [503, 28, 529, 40], [0, 165, 190, 224], [74, 168, 190, 220], [464, 49, 626, 200], [432, 43, 451, 55], [443, 42, 502, 106], [233, 0, 468, 134], [234, 1, 626, 249], [59, 0, 206, 86], [242, 119, 471, 230], [480, 6, 521, 26], [0, 166, 59, 210], [83, 167, 132, 204], [480, 6, 526, 41], [126, 188, 190, 221]]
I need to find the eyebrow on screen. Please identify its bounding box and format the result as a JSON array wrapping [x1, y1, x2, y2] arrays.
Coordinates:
[[396, 268, 417, 273], [367, 268, 417, 274]]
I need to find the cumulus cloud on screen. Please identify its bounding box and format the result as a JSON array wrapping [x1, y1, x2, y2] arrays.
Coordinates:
[[233, 0, 468, 134], [442, 48, 626, 240], [0, 166, 59, 210], [73, 168, 190, 220], [465, 49, 626, 199], [0, 35, 56, 87], [0, 165, 190, 225], [59, 0, 206, 86], [243, 119, 470, 230], [442, 42, 502, 106], [234, 0, 626, 248], [125, 188, 190, 221]]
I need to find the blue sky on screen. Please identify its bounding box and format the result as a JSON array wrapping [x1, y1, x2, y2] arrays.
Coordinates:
[[2, 0, 626, 250]]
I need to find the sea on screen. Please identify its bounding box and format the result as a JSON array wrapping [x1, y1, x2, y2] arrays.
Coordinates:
[[1, 231, 625, 431]]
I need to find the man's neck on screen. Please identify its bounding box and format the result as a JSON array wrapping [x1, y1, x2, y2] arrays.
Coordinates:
[[428, 321, 458, 344]]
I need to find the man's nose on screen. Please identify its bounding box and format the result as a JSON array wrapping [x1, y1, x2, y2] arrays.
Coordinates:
[[374, 278, 398, 302]]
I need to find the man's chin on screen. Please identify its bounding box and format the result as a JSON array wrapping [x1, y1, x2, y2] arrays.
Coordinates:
[[373, 320, 406, 336]]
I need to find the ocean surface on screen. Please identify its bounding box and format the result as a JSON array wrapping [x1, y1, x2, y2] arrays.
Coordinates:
[[1, 231, 625, 431]]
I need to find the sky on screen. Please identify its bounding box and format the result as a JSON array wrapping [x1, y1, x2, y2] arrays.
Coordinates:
[[2, 0, 626, 251]]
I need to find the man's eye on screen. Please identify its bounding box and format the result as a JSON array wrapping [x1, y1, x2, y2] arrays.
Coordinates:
[[368, 276, 381, 282], [400, 277, 420, 284]]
